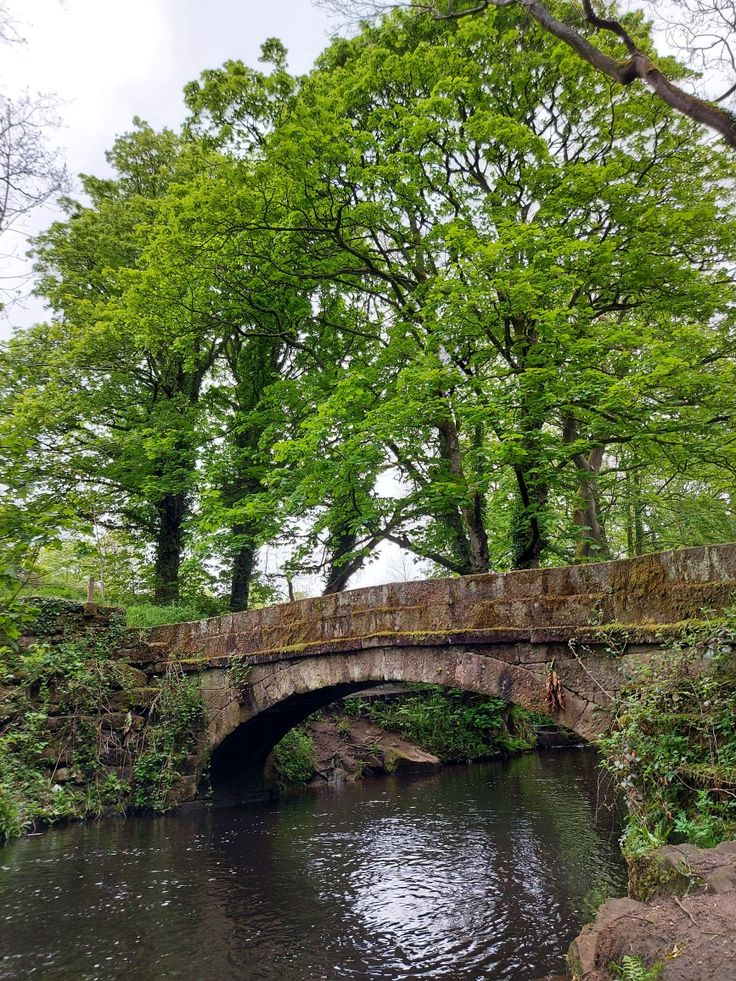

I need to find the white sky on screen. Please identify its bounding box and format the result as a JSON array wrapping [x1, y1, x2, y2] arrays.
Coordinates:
[[0, 0, 428, 592], [0, 0, 335, 336]]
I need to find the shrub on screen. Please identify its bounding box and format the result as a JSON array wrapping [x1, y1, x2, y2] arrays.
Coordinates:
[[0, 636, 132, 840], [272, 726, 317, 789]]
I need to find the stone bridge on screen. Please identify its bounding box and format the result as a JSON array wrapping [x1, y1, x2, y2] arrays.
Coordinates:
[[119, 543, 736, 796]]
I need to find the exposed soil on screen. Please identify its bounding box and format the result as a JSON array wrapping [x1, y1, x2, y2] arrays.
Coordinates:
[[569, 841, 736, 980], [306, 713, 440, 786]]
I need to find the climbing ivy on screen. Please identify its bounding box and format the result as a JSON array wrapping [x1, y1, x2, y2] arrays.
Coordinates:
[[229, 655, 253, 689], [0, 607, 206, 843], [0, 637, 134, 843], [132, 668, 205, 812]]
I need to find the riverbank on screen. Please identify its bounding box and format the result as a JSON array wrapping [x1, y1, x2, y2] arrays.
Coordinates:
[[269, 685, 552, 790], [570, 841, 736, 980], [567, 606, 736, 980]]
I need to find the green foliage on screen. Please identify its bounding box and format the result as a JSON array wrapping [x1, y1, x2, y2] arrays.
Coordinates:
[[598, 609, 736, 856], [0, 629, 132, 843], [125, 604, 208, 628], [581, 882, 618, 925], [344, 686, 539, 762], [229, 655, 252, 688], [2, 1, 734, 602], [271, 725, 316, 789], [609, 955, 663, 981], [132, 669, 205, 811]]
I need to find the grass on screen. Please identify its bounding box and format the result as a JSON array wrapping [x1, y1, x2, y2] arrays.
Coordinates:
[[125, 604, 207, 628]]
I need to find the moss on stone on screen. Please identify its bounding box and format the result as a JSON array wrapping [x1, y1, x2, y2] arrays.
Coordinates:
[[628, 850, 704, 903]]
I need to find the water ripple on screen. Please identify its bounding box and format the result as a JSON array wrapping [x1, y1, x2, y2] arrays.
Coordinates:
[[0, 751, 624, 980]]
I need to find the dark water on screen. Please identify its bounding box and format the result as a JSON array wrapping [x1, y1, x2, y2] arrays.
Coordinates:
[[0, 751, 624, 980]]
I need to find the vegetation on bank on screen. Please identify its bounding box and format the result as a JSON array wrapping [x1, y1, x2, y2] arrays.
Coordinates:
[[609, 955, 663, 981], [272, 725, 318, 790], [343, 686, 540, 762], [271, 686, 542, 788], [598, 607, 736, 857], [0, 599, 205, 844]]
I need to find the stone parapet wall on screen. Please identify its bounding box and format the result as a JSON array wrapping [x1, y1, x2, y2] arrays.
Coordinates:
[[143, 543, 736, 662], [17, 598, 126, 651]]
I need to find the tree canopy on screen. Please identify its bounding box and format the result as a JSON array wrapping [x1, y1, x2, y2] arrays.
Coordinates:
[[320, 0, 736, 151], [2, 3, 735, 611]]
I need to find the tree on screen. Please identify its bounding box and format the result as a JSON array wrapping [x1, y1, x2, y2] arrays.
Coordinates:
[[0, 1, 67, 307], [257, 7, 736, 571], [319, 0, 736, 152], [4, 122, 220, 604]]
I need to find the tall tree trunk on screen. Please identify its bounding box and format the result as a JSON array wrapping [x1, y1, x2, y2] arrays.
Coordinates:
[[511, 404, 549, 569], [153, 493, 187, 604], [230, 536, 256, 612], [436, 416, 489, 574], [633, 472, 645, 556], [323, 527, 359, 594], [572, 447, 610, 562], [511, 466, 548, 569]]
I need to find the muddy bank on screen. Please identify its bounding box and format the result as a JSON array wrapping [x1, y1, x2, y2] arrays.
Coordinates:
[[569, 840, 736, 980]]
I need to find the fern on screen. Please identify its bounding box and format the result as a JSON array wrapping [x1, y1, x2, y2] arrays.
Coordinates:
[[610, 955, 663, 981]]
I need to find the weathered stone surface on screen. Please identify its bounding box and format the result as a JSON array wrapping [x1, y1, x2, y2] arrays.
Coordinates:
[[570, 894, 736, 980], [305, 714, 440, 785], [114, 665, 148, 689], [165, 775, 198, 806], [629, 840, 736, 902], [143, 543, 736, 664], [20, 599, 125, 647], [383, 744, 440, 774]]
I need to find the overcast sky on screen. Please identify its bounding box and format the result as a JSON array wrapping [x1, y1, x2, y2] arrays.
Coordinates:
[[1, 0, 335, 337], [1, 0, 429, 591]]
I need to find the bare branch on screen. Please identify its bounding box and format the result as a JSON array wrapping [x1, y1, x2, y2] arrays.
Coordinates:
[[317, 0, 736, 150]]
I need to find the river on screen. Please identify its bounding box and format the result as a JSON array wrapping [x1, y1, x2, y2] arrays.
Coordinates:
[[0, 750, 625, 980]]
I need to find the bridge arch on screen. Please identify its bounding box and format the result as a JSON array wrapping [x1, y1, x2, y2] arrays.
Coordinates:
[[130, 543, 736, 802], [204, 644, 596, 797]]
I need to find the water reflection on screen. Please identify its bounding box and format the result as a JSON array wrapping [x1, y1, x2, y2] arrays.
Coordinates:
[[0, 751, 624, 979]]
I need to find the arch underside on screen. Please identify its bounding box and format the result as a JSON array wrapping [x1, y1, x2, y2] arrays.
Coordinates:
[[205, 644, 603, 800]]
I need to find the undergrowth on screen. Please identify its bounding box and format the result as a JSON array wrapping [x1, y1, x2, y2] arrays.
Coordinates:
[[342, 685, 540, 762], [609, 955, 663, 980], [125, 604, 207, 628], [598, 605, 736, 856], [272, 725, 317, 789], [0, 634, 134, 842]]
